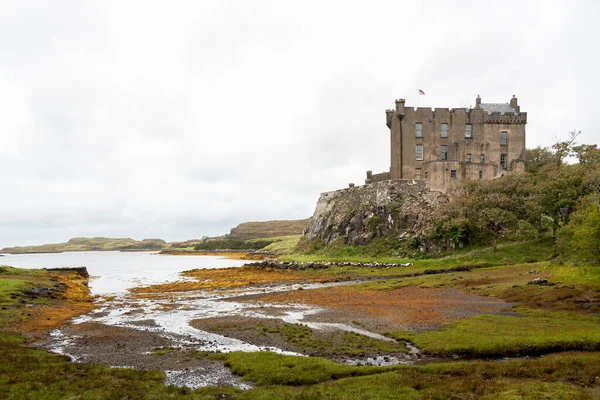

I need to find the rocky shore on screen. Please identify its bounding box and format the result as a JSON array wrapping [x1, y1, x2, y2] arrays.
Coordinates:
[[244, 259, 415, 270]]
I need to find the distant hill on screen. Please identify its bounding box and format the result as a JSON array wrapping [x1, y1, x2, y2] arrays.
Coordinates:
[[0, 237, 168, 254], [226, 219, 311, 240]]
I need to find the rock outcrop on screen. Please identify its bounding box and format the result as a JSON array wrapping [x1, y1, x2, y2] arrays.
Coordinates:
[[304, 180, 448, 252]]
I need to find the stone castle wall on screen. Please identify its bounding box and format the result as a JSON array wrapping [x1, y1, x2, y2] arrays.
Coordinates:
[[370, 95, 527, 192]]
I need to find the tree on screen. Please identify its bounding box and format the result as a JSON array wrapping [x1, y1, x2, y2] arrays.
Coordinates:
[[440, 176, 530, 251], [476, 207, 518, 251], [573, 144, 600, 165], [551, 129, 580, 167], [535, 163, 589, 235], [525, 146, 556, 174], [557, 195, 600, 265]]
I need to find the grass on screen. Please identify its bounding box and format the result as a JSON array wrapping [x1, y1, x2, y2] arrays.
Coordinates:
[[2, 258, 600, 398], [389, 308, 600, 358], [221, 351, 394, 386], [260, 235, 302, 255], [220, 351, 600, 399], [0, 332, 242, 400], [0, 266, 55, 328], [152, 346, 176, 356], [226, 219, 310, 240], [283, 238, 556, 276]]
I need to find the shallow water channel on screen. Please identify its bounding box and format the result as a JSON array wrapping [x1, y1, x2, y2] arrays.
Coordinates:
[[3, 251, 418, 388]]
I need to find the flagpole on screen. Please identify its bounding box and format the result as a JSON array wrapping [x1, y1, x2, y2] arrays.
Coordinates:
[[416, 89, 419, 108]]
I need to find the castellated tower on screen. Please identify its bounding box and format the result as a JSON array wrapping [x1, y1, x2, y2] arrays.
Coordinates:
[[366, 95, 527, 192]]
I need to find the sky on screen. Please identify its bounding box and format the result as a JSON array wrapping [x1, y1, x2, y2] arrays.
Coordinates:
[[1, 0, 599, 247]]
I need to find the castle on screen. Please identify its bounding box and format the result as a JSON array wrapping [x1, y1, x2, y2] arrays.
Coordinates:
[[366, 95, 527, 192]]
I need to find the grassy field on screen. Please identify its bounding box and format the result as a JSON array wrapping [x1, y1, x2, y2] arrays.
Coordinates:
[[260, 234, 302, 254], [284, 237, 555, 265], [390, 309, 600, 358]]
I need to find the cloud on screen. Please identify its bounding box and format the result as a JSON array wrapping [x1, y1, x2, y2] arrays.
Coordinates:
[[0, 0, 599, 246]]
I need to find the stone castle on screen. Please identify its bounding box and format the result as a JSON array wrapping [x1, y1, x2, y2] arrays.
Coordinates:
[[365, 95, 527, 192]]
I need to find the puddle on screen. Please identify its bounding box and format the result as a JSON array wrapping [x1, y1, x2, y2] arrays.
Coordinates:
[[165, 368, 253, 390]]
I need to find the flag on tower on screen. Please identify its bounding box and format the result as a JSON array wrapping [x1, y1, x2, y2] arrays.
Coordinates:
[[418, 89, 425, 95]]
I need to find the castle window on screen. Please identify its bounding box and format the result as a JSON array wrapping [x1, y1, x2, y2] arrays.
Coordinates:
[[500, 153, 507, 169], [451, 170, 457, 179], [479, 171, 483, 179], [441, 123, 448, 138], [424, 171, 428, 179], [465, 124, 472, 138], [480, 153, 485, 163], [466, 153, 472, 163], [500, 131, 508, 145], [416, 144, 423, 160], [416, 123, 423, 138], [441, 145, 448, 160]]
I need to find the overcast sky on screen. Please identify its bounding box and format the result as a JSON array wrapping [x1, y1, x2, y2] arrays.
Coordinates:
[[1, 0, 599, 247]]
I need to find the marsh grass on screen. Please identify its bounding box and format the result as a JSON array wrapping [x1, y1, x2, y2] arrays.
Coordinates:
[[222, 351, 599, 399], [222, 351, 393, 386], [390, 308, 600, 358], [1, 265, 600, 399], [285, 238, 556, 279]]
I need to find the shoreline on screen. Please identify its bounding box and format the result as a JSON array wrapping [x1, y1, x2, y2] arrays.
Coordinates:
[[159, 250, 271, 260]]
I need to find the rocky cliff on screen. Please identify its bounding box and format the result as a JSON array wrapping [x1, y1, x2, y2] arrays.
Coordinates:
[[304, 180, 448, 252]]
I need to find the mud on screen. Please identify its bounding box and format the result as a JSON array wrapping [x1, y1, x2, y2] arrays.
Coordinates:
[[32, 257, 517, 389], [190, 316, 414, 366], [241, 285, 516, 333], [38, 322, 250, 389]]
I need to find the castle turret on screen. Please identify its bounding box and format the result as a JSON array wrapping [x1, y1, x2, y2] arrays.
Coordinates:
[[385, 109, 394, 128], [395, 98, 405, 118]]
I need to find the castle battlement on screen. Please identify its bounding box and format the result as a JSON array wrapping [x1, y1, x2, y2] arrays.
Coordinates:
[[369, 94, 526, 192]]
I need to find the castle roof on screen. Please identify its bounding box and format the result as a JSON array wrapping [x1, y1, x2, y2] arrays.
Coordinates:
[[481, 103, 517, 114]]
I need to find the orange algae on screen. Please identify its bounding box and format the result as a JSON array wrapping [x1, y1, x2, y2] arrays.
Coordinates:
[[8, 272, 95, 339], [254, 286, 511, 329], [130, 265, 352, 294]]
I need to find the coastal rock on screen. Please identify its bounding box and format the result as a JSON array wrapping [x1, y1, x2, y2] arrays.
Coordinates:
[[304, 180, 448, 252]]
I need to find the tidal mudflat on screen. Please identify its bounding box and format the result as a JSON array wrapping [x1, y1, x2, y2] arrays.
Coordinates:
[[5, 251, 518, 390]]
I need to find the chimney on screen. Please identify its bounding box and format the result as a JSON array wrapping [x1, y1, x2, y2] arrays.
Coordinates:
[[475, 94, 481, 109], [510, 95, 519, 112]]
